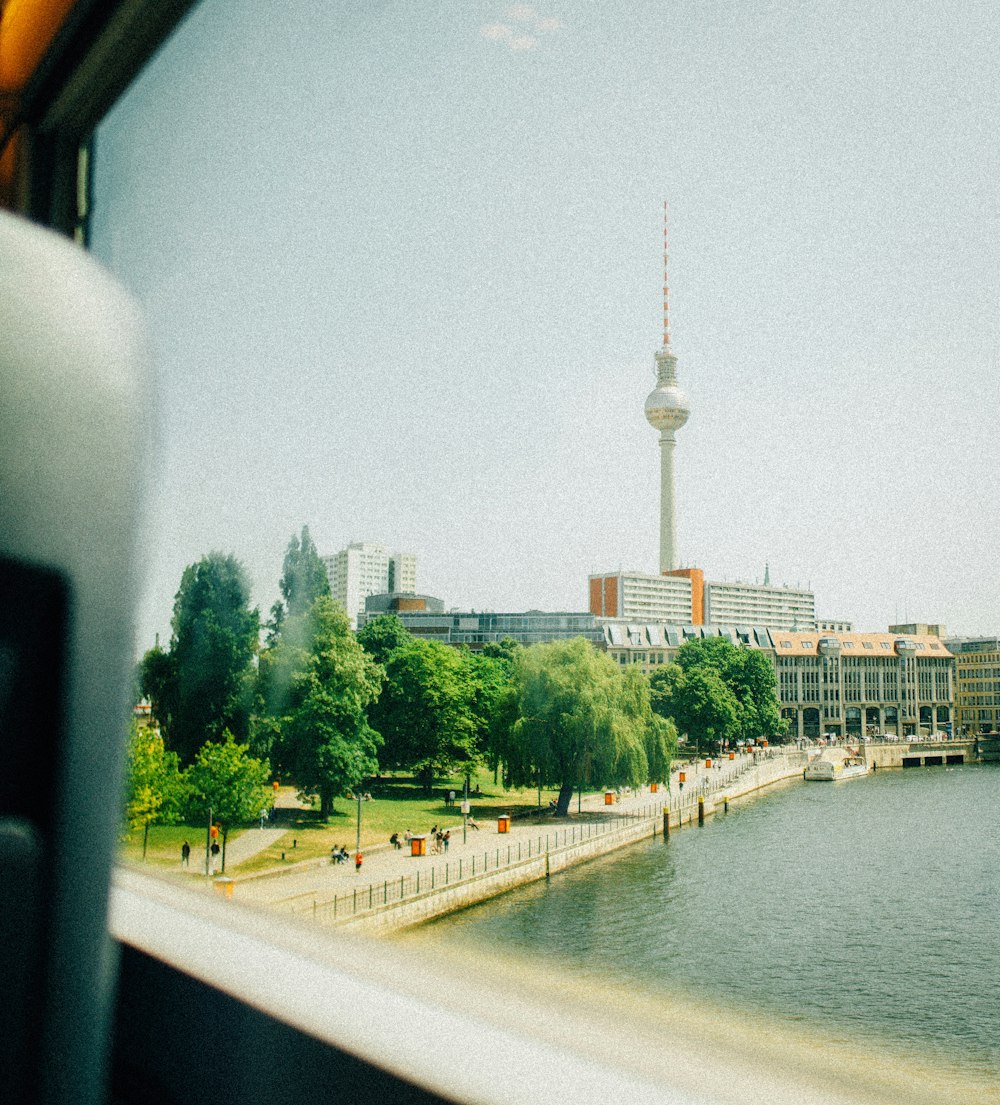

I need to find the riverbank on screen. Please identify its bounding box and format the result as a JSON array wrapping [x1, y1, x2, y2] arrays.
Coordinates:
[[217, 748, 809, 934]]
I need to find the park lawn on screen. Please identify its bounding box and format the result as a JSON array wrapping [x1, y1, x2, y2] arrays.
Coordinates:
[[119, 823, 207, 870], [232, 770, 564, 875]]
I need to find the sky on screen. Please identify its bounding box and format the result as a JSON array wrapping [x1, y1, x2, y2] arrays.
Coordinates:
[[89, 0, 1000, 653]]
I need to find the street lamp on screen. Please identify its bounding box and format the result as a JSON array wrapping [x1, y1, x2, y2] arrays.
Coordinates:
[[355, 787, 362, 867]]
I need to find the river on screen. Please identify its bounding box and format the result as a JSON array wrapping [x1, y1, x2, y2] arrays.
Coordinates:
[[410, 763, 1000, 1089]]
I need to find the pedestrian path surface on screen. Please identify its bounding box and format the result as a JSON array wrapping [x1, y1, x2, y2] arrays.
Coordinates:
[[227, 752, 791, 910], [221, 827, 287, 867], [233, 786, 662, 907]]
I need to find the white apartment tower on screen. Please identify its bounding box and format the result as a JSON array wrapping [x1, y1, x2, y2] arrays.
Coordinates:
[[643, 203, 690, 573], [322, 542, 417, 628]]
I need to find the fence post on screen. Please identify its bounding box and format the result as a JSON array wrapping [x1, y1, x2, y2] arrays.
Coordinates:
[[400, 875, 404, 900], [353, 888, 357, 914], [417, 871, 420, 893]]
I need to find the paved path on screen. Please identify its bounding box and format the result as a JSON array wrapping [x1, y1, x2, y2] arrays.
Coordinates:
[[210, 752, 794, 907], [222, 827, 287, 867]]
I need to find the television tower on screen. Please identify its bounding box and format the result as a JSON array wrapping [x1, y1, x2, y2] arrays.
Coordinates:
[[644, 202, 690, 573]]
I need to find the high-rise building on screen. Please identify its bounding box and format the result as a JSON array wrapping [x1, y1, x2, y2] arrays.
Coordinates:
[[588, 570, 695, 623], [322, 542, 416, 628], [703, 580, 816, 630], [388, 552, 416, 594], [643, 203, 690, 573]]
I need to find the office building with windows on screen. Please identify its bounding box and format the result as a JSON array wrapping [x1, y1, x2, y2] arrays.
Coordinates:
[[588, 567, 815, 632], [322, 542, 417, 628], [946, 636, 1000, 735], [773, 631, 953, 740], [360, 609, 605, 650], [601, 623, 954, 741], [703, 579, 815, 630]]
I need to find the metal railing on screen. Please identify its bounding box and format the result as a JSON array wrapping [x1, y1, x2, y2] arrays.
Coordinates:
[[281, 750, 802, 925]]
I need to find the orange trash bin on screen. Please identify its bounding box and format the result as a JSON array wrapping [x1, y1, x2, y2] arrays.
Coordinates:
[[410, 834, 427, 856], [497, 814, 511, 833]]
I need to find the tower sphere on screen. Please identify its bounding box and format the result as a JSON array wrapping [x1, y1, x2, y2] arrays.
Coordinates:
[[644, 381, 690, 433]]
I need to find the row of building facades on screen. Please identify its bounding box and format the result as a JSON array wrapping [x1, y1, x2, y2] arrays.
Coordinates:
[[322, 543, 999, 740]]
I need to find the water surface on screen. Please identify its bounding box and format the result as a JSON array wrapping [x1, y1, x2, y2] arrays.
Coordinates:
[[413, 764, 1000, 1084]]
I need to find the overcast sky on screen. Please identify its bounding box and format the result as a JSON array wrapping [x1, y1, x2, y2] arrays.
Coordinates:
[[90, 0, 999, 651]]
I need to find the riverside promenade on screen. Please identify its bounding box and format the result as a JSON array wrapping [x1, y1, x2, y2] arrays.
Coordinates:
[[223, 748, 807, 934]]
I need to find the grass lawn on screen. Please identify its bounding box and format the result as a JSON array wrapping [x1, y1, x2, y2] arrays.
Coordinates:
[[118, 769, 567, 875], [233, 769, 564, 875], [119, 823, 206, 871]]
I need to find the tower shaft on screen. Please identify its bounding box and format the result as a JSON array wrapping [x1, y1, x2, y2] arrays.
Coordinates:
[[659, 432, 679, 572]]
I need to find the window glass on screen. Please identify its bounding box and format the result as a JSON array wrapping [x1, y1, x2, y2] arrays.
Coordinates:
[[88, 0, 999, 1097]]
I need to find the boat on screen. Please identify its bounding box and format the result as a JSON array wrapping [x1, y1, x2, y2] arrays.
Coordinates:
[[804, 747, 870, 781]]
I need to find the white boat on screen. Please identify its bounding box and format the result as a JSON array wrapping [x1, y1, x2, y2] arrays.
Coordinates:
[[804, 748, 870, 781]]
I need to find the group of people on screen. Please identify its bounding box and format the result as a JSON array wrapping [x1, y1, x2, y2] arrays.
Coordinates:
[[330, 845, 350, 864]]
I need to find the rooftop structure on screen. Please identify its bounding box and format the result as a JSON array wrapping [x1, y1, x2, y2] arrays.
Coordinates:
[[364, 591, 444, 616]]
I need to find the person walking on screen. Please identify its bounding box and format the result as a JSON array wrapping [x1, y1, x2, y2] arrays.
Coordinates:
[[355, 851, 363, 873], [181, 840, 190, 867]]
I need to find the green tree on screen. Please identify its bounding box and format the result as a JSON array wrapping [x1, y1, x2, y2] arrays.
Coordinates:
[[671, 637, 783, 746], [268, 525, 331, 640], [140, 553, 259, 764], [184, 732, 271, 872], [459, 646, 517, 790], [355, 613, 412, 666], [123, 720, 187, 858], [651, 662, 740, 755], [498, 638, 665, 815], [282, 597, 384, 816], [369, 637, 478, 793]]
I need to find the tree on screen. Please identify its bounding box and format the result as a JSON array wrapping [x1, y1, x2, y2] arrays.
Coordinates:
[[184, 732, 271, 872], [268, 525, 331, 640], [651, 662, 739, 755], [139, 553, 259, 764], [282, 597, 384, 816], [355, 613, 412, 666], [369, 637, 478, 793], [497, 638, 666, 815], [123, 720, 187, 858], [670, 637, 784, 747], [458, 646, 517, 790]]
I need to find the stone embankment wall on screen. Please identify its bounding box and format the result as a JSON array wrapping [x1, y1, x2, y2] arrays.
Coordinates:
[[862, 739, 976, 769], [337, 751, 808, 935], [340, 813, 663, 935]]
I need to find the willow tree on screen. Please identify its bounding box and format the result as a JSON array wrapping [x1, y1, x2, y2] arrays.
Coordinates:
[[497, 638, 671, 815]]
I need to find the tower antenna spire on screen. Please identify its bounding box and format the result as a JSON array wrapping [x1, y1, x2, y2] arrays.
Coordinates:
[[662, 200, 671, 349]]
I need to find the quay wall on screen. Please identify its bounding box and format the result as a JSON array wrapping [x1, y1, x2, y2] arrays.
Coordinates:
[[862, 739, 976, 770], [338, 813, 662, 934], [339, 751, 809, 935]]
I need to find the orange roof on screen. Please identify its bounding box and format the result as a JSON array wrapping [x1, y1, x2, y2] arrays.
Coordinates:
[[770, 631, 952, 658]]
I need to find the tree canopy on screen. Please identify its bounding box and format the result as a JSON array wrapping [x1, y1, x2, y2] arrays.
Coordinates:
[[651, 638, 784, 753], [368, 636, 479, 792], [184, 731, 271, 870], [139, 553, 259, 764], [279, 597, 384, 815], [122, 720, 186, 837], [497, 638, 672, 814], [269, 525, 331, 638]]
